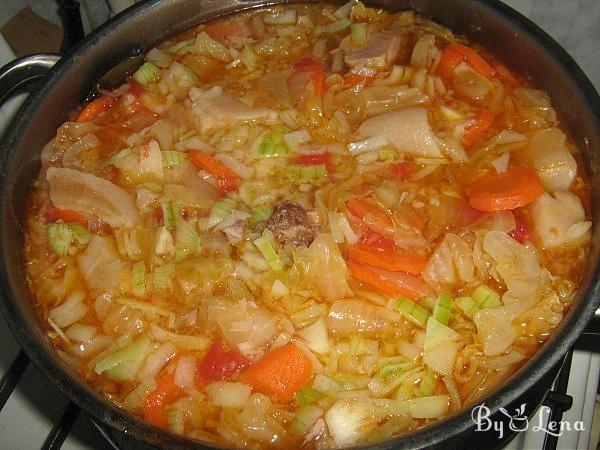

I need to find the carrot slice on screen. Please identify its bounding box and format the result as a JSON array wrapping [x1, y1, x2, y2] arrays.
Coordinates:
[[296, 152, 334, 174], [462, 109, 495, 150], [493, 62, 518, 85], [347, 244, 427, 275], [239, 343, 312, 402], [348, 260, 424, 300], [391, 161, 417, 181], [188, 150, 240, 194], [467, 166, 544, 212], [437, 43, 496, 81], [76, 96, 116, 123], [293, 57, 326, 96], [346, 198, 393, 238], [436, 46, 464, 81], [142, 369, 182, 428], [449, 44, 496, 79], [45, 204, 88, 227]]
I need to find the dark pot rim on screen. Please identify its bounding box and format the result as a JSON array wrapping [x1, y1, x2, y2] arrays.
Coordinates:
[[0, 0, 598, 449]]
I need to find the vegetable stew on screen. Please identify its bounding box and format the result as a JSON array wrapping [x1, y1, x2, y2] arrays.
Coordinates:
[[24, 2, 591, 448]]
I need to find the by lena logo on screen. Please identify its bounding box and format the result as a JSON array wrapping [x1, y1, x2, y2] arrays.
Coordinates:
[[471, 403, 585, 439]]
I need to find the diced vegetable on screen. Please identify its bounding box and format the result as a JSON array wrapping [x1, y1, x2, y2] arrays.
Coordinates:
[[438, 43, 495, 81], [290, 404, 323, 436], [391, 296, 430, 327], [462, 109, 495, 150], [133, 62, 161, 85], [295, 386, 325, 405], [208, 198, 237, 228], [48, 291, 87, 328], [432, 294, 452, 325], [347, 244, 427, 275], [297, 318, 330, 354], [47, 223, 72, 256], [188, 150, 240, 194], [248, 205, 273, 227], [174, 212, 200, 261], [143, 368, 182, 428], [239, 343, 313, 402], [241, 44, 257, 71], [418, 371, 437, 397], [69, 223, 90, 246], [467, 166, 544, 212], [161, 201, 176, 230], [131, 261, 147, 298], [423, 319, 461, 376], [197, 339, 250, 383], [351, 23, 367, 46], [259, 133, 290, 156], [153, 263, 175, 290], [455, 296, 479, 318], [161, 151, 187, 167], [253, 229, 283, 271], [205, 382, 251, 408], [471, 285, 502, 309], [94, 335, 152, 381], [45, 205, 88, 227], [296, 153, 334, 173], [349, 261, 433, 300], [287, 164, 328, 182], [195, 31, 230, 61], [76, 96, 116, 123], [166, 406, 184, 434]]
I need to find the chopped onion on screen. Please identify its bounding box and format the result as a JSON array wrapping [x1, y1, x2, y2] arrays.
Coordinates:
[[65, 323, 97, 343], [263, 9, 297, 25], [271, 279, 290, 297], [205, 381, 251, 408], [138, 342, 176, 380], [49, 291, 87, 328], [298, 318, 330, 354], [491, 152, 510, 173], [150, 324, 210, 350], [348, 134, 389, 155], [174, 354, 197, 389]]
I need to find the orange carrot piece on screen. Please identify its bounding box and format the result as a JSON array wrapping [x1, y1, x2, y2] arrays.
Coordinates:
[[347, 244, 427, 275], [449, 43, 496, 79], [348, 260, 408, 298], [346, 198, 394, 238], [76, 96, 116, 123], [462, 109, 495, 150], [293, 57, 326, 96], [239, 343, 312, 402], [467, 166, 544, 212], [142, 369, 182, 428], [493, 62, 518, 84], [436, 46, 464, 81], [437, 43, 496, 81], [45, 204, 88, 227], [188, 150, 240, 194]]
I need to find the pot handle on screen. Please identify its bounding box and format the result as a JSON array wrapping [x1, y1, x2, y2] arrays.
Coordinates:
[[0, 53, 61, 105]]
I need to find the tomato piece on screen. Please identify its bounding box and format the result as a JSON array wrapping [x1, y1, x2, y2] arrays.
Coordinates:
[[391, 161, 417, 181], [129, 80, 145, 98], [45, 204, 88, 227], [358, 227, 395, 252], [198, 339, 251, 383], [142, 368, 182, 428], [296, 153, 333, 173], [509, 210, 531, 244]]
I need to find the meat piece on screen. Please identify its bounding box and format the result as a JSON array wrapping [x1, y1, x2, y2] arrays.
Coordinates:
[[356, 106, 443, 158], [266, 201, 316, 246], [344, 32, 403, 70], [189, 86, 274, 133]]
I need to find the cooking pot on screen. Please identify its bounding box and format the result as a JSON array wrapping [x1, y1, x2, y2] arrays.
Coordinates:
[[0, 1, 598, 449]]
